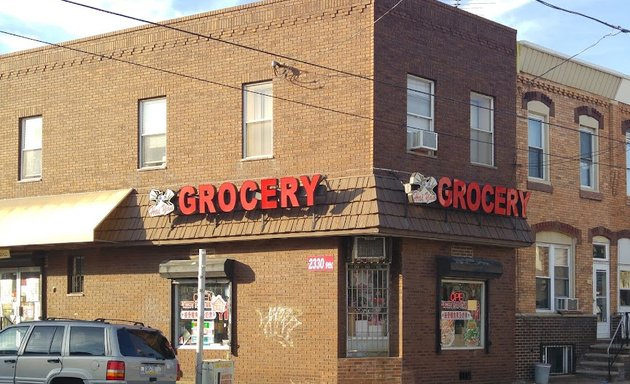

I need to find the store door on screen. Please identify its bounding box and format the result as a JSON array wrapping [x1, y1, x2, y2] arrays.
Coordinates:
[[0, 267, 42, 328], [593, 264, 610, 339]]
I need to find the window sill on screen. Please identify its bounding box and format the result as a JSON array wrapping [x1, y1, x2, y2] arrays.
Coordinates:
[[66, 292, 84, 297], [470, 162, 497, 169], [579, 189, 602, 201], [138, 164, 167, 172], [241, 155, 274, 162], [177, 344, 230, 351], [18, 177, 42, 183], [527, 180, 553, 194]]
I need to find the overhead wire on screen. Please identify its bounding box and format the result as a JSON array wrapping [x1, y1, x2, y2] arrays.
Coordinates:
[[533, 0, 630, 34], [1, 5, 629, 174], [0, 27, 628, 174], [54, 0, 630, 149]]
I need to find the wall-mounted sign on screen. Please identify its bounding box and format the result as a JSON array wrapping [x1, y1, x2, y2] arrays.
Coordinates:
[[307, 256, 334, 271], [404, 173, 437, 204], [148, 189, 175, 217], [178, 174, 322, 215], [404, 172, 531, 218]]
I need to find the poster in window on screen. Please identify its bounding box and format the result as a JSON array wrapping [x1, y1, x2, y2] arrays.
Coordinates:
[[440, 280, 483, 349]]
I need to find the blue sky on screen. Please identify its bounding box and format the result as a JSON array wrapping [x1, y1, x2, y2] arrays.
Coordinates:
[[0, 0, 628, 76]]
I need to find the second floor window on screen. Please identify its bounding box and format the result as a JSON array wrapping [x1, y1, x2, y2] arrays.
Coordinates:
[[139, 97, 167, 168], [579, 127, 596, 189], [528, 114, 548, 180], [20, 116, 42, 180], [470, 93, 494, 166], [243, 82, 273, 159], [406, 75, 436, 151]]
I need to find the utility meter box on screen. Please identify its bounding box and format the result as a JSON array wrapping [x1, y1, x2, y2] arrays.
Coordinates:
[[201, 359, 234, 384]]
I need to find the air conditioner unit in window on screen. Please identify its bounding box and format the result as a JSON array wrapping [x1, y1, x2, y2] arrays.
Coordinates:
[[556, 297, 579, 312], [408, 129, 438, 151], [352, 237, 387, 263]]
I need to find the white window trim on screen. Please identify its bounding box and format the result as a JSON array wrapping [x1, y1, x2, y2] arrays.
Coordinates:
[[20, 116, 43, 181], [527, 113, 549, 182], [593, 237, 610, 261], [406, 75, 434, 131], [536, 242, 574, 312], [470, 92, 494, 166], [243, 81, 273, 159], [139, 97, 167, 169]]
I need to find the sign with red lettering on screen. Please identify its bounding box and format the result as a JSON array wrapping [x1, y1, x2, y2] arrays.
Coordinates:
[[176, 174, 322, 215], [404, 173, 531, 218], [307, 256, 334, 272]]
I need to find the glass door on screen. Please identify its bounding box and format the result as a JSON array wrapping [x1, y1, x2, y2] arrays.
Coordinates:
[[594, 264, 610, 339], [0, 267, 41, 328]]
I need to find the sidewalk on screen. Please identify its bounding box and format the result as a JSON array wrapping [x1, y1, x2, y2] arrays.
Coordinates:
[[546, 375, 630, 383]]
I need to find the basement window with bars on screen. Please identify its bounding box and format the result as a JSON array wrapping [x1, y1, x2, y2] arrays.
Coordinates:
[[68, 255, 84, 294], [346, 237, 390, 357], [542, 344, 574, 375]]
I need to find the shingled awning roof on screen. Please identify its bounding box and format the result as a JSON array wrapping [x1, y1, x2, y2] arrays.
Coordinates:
[[94, 174, 533, 248]]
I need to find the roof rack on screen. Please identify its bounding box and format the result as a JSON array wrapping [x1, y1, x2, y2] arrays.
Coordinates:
[[94, 318, 146, 327], [45, 317, 84, 321]]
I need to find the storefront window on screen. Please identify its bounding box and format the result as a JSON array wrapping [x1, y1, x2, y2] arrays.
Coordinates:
[[174, 279, 231, 349], [440, 280, 485, 350]]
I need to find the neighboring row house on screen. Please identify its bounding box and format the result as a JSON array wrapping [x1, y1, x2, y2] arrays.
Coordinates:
[[514, 41, 630, 380], [8, 0, 628, 383]]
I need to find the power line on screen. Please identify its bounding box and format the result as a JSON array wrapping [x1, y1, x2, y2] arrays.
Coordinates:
[[533, 0, 630, 34]]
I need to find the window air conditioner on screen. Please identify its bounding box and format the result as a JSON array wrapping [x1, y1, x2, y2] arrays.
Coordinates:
[[352, 237, 387, 263], [556, 297, 579, 312], [408, 129, 438, 151]]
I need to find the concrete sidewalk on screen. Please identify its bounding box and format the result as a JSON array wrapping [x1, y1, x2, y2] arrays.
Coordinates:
[[546, 375, 630, 383]]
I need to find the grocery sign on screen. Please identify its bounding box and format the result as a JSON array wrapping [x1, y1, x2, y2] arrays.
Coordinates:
[[405, 172, 531, 218]]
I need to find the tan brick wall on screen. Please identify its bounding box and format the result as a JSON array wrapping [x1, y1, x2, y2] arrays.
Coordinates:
[[45, 238, 341, 383], [0, 0, 374, 199]]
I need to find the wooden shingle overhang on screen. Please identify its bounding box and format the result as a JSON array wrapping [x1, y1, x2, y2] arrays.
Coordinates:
[[95, 174, 533, 248]]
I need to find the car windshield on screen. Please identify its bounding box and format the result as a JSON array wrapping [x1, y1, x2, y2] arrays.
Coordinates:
[[117, 328, 175, 359]]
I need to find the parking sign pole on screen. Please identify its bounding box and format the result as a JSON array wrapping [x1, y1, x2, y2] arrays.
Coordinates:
[[196, 249, 206, 384]]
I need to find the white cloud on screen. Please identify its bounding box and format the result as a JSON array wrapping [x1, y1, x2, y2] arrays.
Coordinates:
[[450, 0, 533, 21]]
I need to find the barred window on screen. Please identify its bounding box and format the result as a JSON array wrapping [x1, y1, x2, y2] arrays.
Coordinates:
[[346, 264, 389, 357], [68, 256, 84, 294]]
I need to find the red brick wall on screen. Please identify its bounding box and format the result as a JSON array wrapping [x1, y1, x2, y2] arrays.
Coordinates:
[[398, 239, 517, 384], [373, 0, 518, 189]]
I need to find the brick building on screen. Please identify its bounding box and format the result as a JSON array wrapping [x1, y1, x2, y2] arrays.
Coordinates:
[[0, 0, 532, 382], [514, 41, 630, 380]]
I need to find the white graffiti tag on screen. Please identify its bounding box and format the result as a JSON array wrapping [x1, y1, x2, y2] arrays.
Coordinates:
[[257, 306, 302, 347]]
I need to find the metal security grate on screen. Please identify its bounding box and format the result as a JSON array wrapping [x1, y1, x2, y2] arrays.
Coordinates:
[[68, 256, 84, 294], [346, 264, 389, 357]]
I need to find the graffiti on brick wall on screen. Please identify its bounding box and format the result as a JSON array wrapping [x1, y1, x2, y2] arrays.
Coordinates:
[[257, 306, 302, 347]]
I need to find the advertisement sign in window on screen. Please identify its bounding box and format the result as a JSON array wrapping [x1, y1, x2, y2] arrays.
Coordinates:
[[440, 280, 484, 349]]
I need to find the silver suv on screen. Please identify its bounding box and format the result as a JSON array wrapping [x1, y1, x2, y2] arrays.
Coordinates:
[[0, 318, 180, 384]]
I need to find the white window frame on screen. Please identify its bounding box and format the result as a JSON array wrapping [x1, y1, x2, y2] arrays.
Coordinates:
[[528, 113, 549, 181], [406, 75, 434, 149], [470, 92, 494, 166], [578, 115, 599, 190], [20, 116, 42, 180], [536, 243, 573, 312], [542, 344, 574, 375], [173, 279, 231, 351], [139, 97, 167, 169], [243, 82, 273, 159]]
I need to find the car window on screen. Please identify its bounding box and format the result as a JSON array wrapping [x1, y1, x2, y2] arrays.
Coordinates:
[[24, 326, 65, 355], [117, 329, 175, 359], [69, 326, 105, 356], [0, 326, 29, 355]]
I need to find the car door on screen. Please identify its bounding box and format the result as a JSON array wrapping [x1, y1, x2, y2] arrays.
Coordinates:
[[14, 325, 64, 384], [0, 326, 30, 384]]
